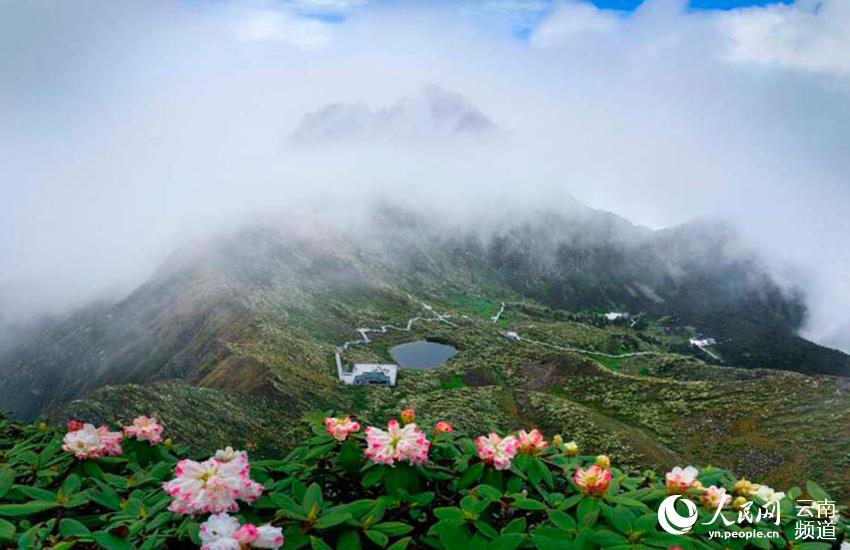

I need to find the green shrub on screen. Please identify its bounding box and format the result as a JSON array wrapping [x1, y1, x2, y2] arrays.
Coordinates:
[[0, 413, 845, 549]]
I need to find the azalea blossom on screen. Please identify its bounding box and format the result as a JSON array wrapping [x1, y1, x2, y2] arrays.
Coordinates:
[[62, 423, 123, 460], [665, 466, 699, 493], [516, 429, 548, 455], [754, 484, 785, 502], [324, 416, 361, 441], [434, 421, 453, 434], [400, 408, 416, 425], [253, 525, 285, 549], [67, 419, 84, 432], [199, 514, 283, 550], [199, 513, 241, 550], [162, 449, 264, 515], [701, 485, 732, 510], [123, 415, 163, 445], [573, 465, 612, 496], [364, 419, 430, 466], [234, 524, 260, 544], [475, 432, 519, 470]]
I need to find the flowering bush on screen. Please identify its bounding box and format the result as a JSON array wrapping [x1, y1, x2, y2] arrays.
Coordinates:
[[123, 415, 164, 445], [0, 411, 847, 549]]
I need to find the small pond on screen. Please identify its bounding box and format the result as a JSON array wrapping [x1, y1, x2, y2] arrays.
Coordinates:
[[389, 340, 458, 370]]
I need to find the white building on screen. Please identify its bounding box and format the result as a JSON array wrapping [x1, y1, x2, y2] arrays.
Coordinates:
[[604, 312, 629, 321], [689, 337, 716, 347], [336, 349, 397, 385]]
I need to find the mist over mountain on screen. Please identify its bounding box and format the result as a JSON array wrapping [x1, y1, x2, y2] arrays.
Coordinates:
[[291, 85, 495, 144], [2, 201, 845, 422]]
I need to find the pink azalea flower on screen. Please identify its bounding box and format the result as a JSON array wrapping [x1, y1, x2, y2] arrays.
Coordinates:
[[123, 415, 164, 445], [665, 466, 699, 494], [324, 416, 361, 441], [434, 421, 453, 434], [573, 465, 612, 496], [199, 513, 241, 550], [253, 525, 285, 549], [516, 429, 548, 455], [199, 514, 283, 550], [62, 423, 123, 460], [475, 433, 519, 470], [364, 419, 430, 466], [701, 485, 732, 510], [67, 419, 84, 432], [234, 524, 260, 544], [162, 448, 264, 515]]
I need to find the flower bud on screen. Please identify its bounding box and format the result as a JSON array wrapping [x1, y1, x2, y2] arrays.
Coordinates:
[[733, 478, 757, 496], [400, 408, 415, 425], [434, 421, 453, 434], [564, 440, 578, 456], [38, 422, 48, 432], [596, 454, 611, 469], [67, 419, 83, 432], [164, 438, 173, 447], [552, 434, 564, 449], [732, 496, 748, 511]]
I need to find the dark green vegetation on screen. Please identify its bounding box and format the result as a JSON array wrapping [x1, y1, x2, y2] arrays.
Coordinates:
[[1, 204, 849, 500], [0, 414, 846, 549]]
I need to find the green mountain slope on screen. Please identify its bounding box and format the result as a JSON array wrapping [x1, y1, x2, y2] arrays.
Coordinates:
[[2, 204, 849, 498]]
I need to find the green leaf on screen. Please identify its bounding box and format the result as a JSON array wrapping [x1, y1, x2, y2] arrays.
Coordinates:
[[365, 529, 389, 548], [362, 467, 385, 488], [61, 474, 82, 496], [604, 505, 634, 535], [386, 537, 412, 550], [336, 529, 361, 550], [512, 498, 545, 511], [59, 518, 91, 537], [0, 469, 14, 500], [547, 510, 576, 531], [371, 522, 413, 536], [91, 531, 135, 550], [437, 521, 471, 550], [0, 518, 15, 540], [315, 512, 352, 530], [475, 521, 499, 539], [489, 533, 526, 550], [434, 507, 465, 521], [576, 498, 599, 528], [502, 518, 526, 534], [805, 481, 830, 501], [458, 462, 485, 489], [0, 500, 59, 517], [591, 528, 628, 546], [310, 536, 333, 550], [303, 483, 324, 514], [13, 485, 56, 502]]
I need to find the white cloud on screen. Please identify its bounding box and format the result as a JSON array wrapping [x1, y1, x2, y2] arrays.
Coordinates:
[[232, 7, 335, 46], [720, 0, 850, 75], [1, 0, 849, 352], [530, 0, 619, 47]]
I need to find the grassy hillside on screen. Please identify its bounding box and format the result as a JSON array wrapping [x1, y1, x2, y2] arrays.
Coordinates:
[[60, 290, 850, 501]]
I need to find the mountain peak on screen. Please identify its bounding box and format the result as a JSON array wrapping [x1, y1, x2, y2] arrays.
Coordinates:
[[291, 84, 495, 144]]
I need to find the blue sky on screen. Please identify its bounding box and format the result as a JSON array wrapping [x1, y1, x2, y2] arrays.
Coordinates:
[[590, 0, 792, 9]]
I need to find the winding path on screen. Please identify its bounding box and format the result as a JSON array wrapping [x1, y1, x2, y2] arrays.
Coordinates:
[[335, 299, 663, 383], [335, 302, 456, 380]]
